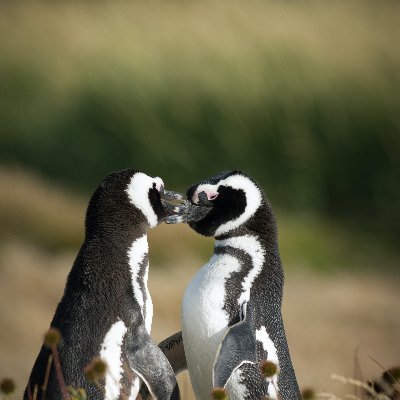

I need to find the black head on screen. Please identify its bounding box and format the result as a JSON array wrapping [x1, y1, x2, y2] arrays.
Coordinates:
[[184, 170, 266, 237], [85, 169, 166, 237]]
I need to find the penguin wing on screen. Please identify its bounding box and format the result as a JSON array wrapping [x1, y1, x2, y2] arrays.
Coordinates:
[[125, 324, 180, 400], [212, 319, 258, 388], [158, 331, 187, 374]]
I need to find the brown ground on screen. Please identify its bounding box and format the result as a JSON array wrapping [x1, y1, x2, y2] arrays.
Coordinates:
[[0, 238, 399, 399]]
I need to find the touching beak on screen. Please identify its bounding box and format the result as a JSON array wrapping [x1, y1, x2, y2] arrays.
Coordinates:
[[162, 187, 213, 224], [160, 189, 186, 219], [160, 188, 185, 202]]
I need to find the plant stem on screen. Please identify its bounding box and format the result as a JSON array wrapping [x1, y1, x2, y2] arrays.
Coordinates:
[[27, 382, 33, 400], [33, 384, 38, 400], [41, 353, 53, 400], [51, 346, 70, 400]]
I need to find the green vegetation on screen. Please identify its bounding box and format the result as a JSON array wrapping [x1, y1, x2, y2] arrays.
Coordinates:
[[1, 167, 397, 272], [0, 1, 399, 242]]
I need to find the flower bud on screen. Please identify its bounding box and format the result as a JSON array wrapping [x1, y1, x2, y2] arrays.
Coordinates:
[[0, 378, 16, 394], [301, 388, 315, 399], [43, 328, 61, 348], [260, 360, 278, 378], [84, 357, 107, 381], [211, 387, 228, 400]]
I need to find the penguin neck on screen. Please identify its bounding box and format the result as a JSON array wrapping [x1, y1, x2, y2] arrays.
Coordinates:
[[85, 193, 150, 246], [85, 219, 148, 250], [65, 229, 152, 331], [214, 201, 279, 252], [76, 224, 150, 295], [85, 207, 149, 251], [214, 225, 284, 305], [215, 225, 279, 256]]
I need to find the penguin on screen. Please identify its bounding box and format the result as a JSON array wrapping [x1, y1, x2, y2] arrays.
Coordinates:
[[24, 169, 180, 400], [164, 170, 301, 400]]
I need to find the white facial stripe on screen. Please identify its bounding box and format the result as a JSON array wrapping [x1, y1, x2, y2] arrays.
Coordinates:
[[256, 326, 280, 398], [215, 175, 262, 236], [154, 176, 164, 192], [100, 320, 128, 400], [128, 235, 152, 333], [192, 174, 262, 236], [126, 172, 163, 228], [216, 234, 265, 307]]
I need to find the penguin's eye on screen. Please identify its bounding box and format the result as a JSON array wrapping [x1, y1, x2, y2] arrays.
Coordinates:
[[152, 181, 164, 193]]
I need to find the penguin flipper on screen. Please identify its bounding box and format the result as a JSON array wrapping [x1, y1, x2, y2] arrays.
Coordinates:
[[125, 324, 180, 400], [159, 331, 187, 374], [212, 319, 257, 388]]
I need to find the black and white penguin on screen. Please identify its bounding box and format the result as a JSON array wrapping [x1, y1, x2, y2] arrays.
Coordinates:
[[166, 170, 301, 400], [24, 169, 180, 400]]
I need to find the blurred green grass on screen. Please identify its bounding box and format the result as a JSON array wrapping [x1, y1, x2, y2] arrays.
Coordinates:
[[0, 1, 399, 241], [1, 167, 398, 272]]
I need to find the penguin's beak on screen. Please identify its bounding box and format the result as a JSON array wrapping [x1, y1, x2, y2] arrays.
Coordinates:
[[160, 189, 186, 219], [194, 191, 215, 207], [163, 189, 212, 224], [160, 189, 185, 202]]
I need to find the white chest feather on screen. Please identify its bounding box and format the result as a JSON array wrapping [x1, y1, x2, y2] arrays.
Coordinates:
[[128, 235, 153, 333], [95, 237, 153, 400], [256, 327, 280, 398], [182, 252, 241, 398], [100, 320, 128, 400], [126, 235, 153, 399], [183, 234, 275, 398], [225, 368, 249, 399], [215, 235, 265, 308]]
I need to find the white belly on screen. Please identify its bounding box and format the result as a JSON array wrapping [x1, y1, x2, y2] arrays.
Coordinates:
[[182, 253, 241, 399]]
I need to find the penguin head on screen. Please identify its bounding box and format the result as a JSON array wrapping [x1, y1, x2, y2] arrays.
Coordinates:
[[184, 170, 268, 237], [125, 170, 166, 228], [85, 169, 167, 235]]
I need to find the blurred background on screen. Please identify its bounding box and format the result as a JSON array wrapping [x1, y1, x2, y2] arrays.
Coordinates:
[[0, 1, 399, 398]]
